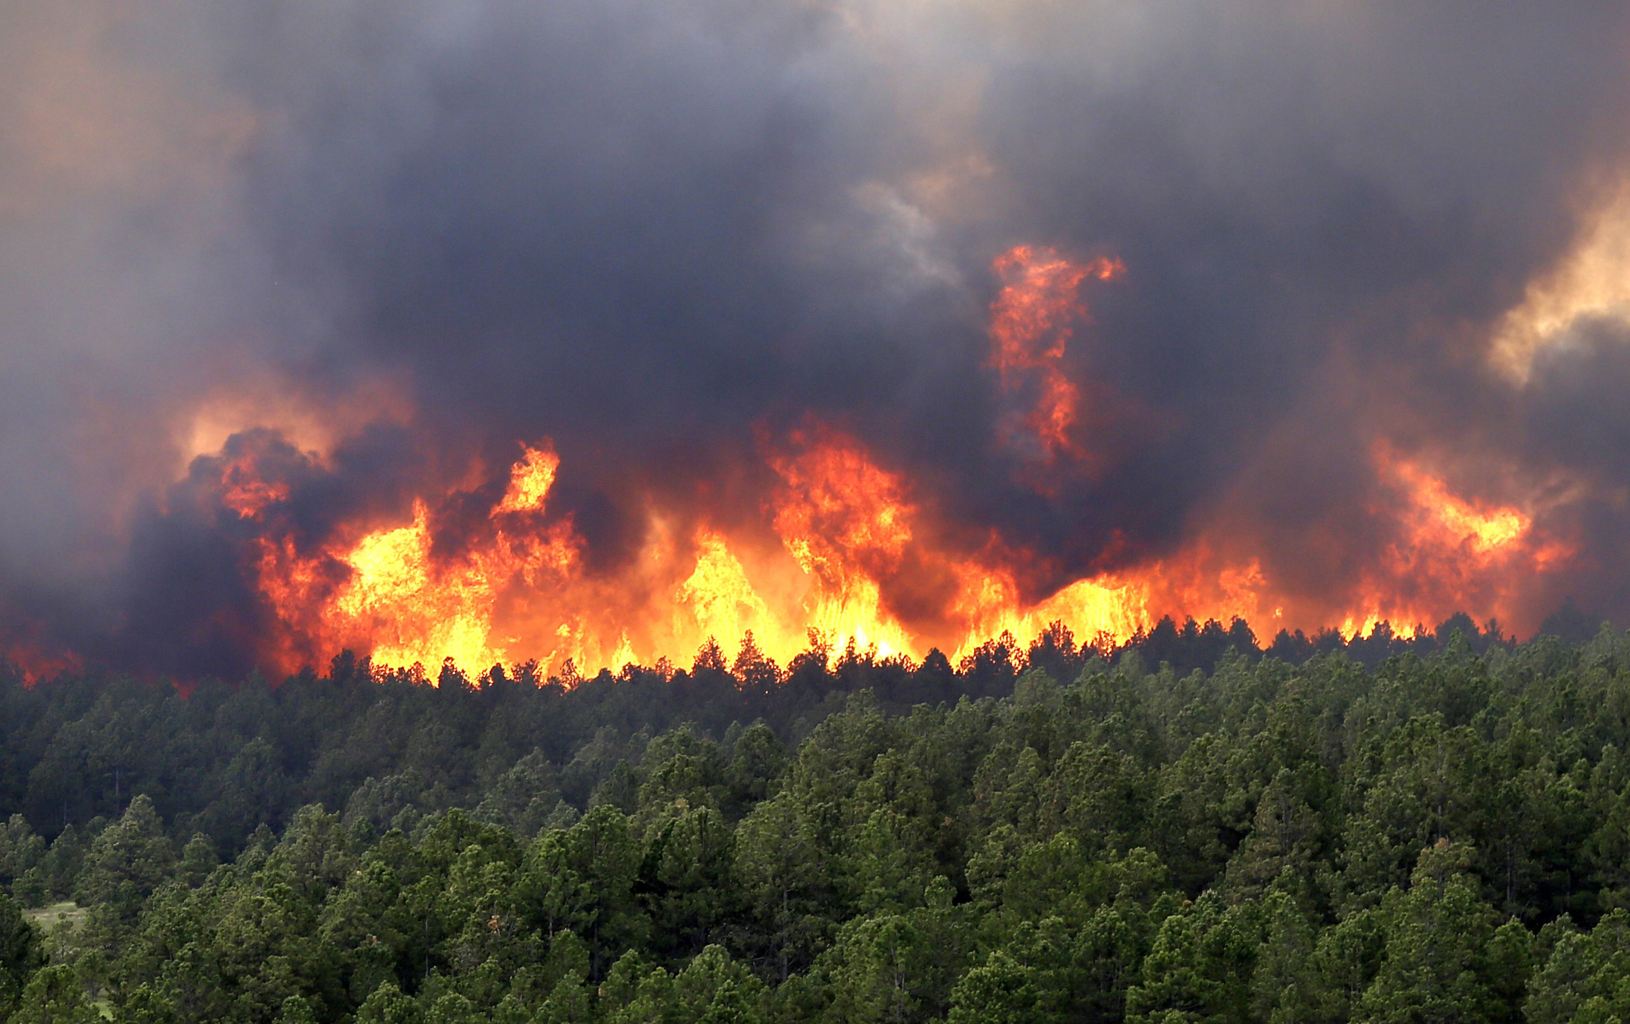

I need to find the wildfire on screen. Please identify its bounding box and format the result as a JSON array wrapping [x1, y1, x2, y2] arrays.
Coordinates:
[[0, 244, 1583, 684], [248, 443, 584, 675], [221, 422, 1562, 682], [9, 419, 1575, 683]]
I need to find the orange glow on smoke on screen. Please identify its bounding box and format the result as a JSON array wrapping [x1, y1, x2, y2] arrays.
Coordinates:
[[217, 448, 291, 520], [1, 638, 82, 687], [178, 369, 412, 470], [1490, 184, 1630, 383], [1323, 444, 1569, 638]]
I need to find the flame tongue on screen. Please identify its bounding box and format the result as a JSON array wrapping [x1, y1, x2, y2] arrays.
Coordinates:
[[988, 245, 1124, 468], [494, 444, 560, 515], [1388, 453, 1529, 554]]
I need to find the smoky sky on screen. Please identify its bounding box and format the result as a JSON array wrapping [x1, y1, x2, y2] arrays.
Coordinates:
[[5, 1, 1630, 674]]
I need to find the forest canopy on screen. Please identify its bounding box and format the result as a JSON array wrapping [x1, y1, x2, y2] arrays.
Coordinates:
[[0, 614, 1627, 1021]]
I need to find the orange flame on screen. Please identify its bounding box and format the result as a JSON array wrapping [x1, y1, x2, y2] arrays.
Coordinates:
[[205, 367, 1579, 680], [241, 425, 1562, 681], [767, 429, 919, 656], [251, 443, 583, 676], [1388, 453, 1529, 554], [13, 423, 1577, 683], [493, 443, 560, 515], [988, 244, 1124, 465], [1, 635, 83, 687]]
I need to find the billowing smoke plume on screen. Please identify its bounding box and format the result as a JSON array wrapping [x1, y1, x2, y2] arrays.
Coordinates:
[[6, 2, 1630, 677]]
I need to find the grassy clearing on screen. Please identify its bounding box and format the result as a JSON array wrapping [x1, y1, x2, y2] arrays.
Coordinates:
[[24, 900, 87, 937], [23, 902, 111, 1018]]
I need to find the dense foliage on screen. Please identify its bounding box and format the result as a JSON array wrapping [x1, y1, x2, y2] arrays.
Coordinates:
[[1, 614, 1628, 1022]]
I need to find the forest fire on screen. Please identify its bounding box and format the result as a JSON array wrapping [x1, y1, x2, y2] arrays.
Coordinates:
[[11, 6, 1630, 1019], [161, 396, 1567, 682], [0, 241, 1585, 683]]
